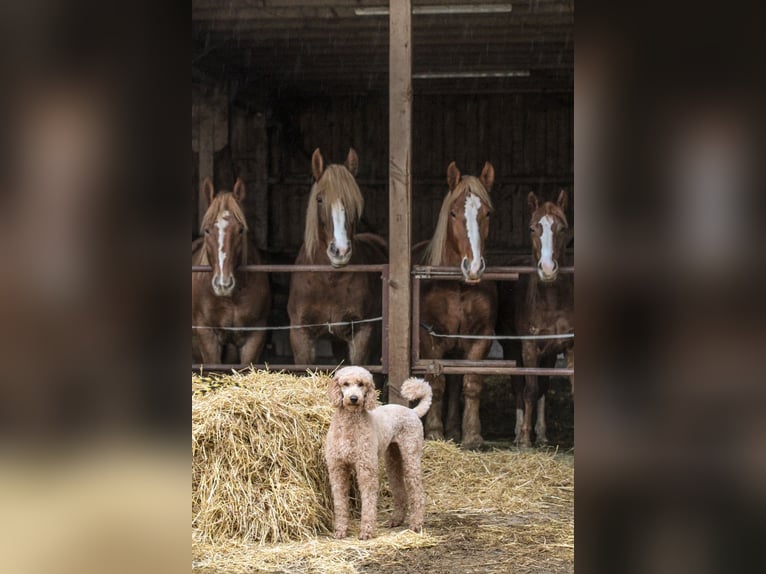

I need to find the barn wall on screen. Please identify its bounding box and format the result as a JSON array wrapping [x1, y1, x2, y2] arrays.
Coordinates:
[[219, 92, 573, 263], [195, 89, 573, 266]]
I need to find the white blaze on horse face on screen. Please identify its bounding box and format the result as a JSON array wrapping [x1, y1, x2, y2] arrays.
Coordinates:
[[465, 193, 483, 275], [539, 214, 555, 275], [216, 211, 230, 277], [331, 202, 349, 255]]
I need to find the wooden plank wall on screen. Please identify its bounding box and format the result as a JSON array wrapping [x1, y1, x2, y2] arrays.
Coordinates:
[[211, 91, 573, 263]]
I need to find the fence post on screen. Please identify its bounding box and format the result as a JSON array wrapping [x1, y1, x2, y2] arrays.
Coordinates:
[[387, 0, 413, 405]]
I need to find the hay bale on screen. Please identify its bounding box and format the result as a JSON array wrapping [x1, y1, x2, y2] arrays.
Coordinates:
[[192, 369, 335, 543], [192, 369, 574, 573]]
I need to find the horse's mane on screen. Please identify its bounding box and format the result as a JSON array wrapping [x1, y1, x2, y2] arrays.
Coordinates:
[[197, 192, 249, 266], [303, 164, 364, 262], [423, 176, 493, 266]]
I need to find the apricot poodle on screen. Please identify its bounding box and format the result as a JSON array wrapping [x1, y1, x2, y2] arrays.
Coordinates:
[[324, 366, 432, 540]]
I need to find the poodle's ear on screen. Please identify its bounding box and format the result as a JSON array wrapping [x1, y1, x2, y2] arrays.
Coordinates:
[[328, 376, 343, 408], [363, 379, 377, 411]]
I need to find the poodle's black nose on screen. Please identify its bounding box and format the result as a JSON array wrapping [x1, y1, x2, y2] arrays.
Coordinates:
[[349, 395, 358, 404]]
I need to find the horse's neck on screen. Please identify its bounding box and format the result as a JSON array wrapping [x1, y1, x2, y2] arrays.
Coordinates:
[[527, 272, 573, 308]]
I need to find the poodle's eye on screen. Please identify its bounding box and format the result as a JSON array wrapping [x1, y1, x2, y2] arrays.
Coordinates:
[[342, 382, 349, 387]]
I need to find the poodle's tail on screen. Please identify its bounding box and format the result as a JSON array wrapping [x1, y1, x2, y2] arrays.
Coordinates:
[[400, 377, 432, 418]]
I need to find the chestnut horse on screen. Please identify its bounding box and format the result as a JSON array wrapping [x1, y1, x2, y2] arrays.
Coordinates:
[[414, 161, 497, 450], [287, 148, 387, 367], [192, 178, 271, 365], [498, 190, 573, 447]]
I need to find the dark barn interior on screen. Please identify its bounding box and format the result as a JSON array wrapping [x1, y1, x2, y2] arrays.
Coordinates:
[[192, 0, 573, 443]]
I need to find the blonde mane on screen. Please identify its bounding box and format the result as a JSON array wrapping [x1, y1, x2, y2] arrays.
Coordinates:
[[303, 164, 364, 262], [197, 192, 249, 266], [423, 176, 493, 266]]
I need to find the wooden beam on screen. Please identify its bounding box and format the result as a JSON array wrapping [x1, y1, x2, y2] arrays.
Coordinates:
[[387, 0, 412, 404]]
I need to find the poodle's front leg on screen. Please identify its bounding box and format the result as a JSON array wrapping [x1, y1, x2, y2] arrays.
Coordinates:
[[356, 459, 379, 540], [328, 462, 352, 538]]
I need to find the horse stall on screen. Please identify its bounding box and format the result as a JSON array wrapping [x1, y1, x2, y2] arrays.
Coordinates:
[[192, 2, 573, 572]]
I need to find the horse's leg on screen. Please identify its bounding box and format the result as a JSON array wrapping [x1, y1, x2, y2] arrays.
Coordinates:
[[290, 327, 316, 365], [519, 341, 539, 449], [197, 329, 221, 365], [348, 324, 372, 366], [240, 331, 267, 366], [444, 375, 462, 442], [566, 346, 575, 398], [513, 376, 525, 445], [424, 374, 445, 440], [461, 340, 493, 450], [534, 355, 555, 446]]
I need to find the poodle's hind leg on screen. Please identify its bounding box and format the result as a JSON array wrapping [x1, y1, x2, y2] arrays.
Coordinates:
[[402, 447, 426, 532], [385, 444, 407, 528], [328, 462, 352, 538]]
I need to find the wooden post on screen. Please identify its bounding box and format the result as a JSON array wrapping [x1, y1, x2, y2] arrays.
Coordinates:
[[387, 0, 412, 405]]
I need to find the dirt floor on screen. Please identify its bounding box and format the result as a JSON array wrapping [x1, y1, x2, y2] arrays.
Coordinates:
[[359, 378, 574, 574]]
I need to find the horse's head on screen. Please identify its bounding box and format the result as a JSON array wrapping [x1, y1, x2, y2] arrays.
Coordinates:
[[429, 161, 494, 283], [305, 148, 364, 267], [528, 189, 570, 282], [199, 177, 248, 296]]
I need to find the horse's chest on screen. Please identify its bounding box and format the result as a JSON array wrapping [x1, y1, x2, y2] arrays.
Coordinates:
[[422, 284, 493, 328]]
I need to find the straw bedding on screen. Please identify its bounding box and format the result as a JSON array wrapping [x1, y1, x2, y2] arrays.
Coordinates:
[[192, 369, 573, 573]]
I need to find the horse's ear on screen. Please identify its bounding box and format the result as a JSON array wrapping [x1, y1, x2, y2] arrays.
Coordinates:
[[202, 177, 215, 206], [479, 161, 495, 192], [556, 189, 569, 212], [527, 191, 540, 212], [232, 178, 246, 202], [447, 161, 461, 192], [344, 148, 359, 177], [311, 148, 324, 181]]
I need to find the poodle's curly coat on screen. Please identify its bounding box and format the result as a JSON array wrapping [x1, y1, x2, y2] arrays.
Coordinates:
[[324, 366, 432, 540]]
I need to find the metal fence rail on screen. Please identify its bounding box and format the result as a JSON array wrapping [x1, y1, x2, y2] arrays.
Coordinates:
[[411, 265, 574, 377], [192, 263, 574, 379], [193, 264, 389, 374]]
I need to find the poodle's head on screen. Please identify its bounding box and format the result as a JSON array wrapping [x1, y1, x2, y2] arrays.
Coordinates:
[[329, 366, 377, 411]]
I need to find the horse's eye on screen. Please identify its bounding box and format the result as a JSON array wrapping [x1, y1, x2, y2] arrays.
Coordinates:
[[317, 196, 323, 204], [204, 228, 210, 235], [529, 226, 536, 233], [239, 227, 244, 235], [450, 211, 456, 218]]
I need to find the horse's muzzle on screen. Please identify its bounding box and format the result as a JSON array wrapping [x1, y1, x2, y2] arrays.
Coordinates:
[[537, 260, 559, 282], [212, 275, 236, 296], [327, 243, 352, 267], [461, 256, 486, 283]]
